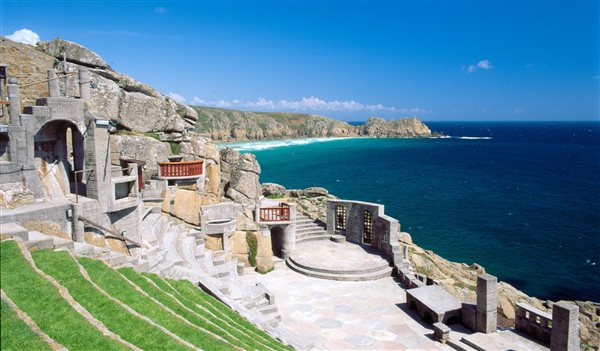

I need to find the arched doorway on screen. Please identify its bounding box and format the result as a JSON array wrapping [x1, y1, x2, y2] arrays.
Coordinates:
[[270, 226, 284, 258], [34, 120, 85, 198], [0, 133, 10, 162]]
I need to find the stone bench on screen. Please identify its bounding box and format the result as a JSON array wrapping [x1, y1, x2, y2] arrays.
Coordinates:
[[433, 322, 450, 343]]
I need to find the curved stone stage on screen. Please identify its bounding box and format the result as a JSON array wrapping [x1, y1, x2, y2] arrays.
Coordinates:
[[286, 240, 393, 281]]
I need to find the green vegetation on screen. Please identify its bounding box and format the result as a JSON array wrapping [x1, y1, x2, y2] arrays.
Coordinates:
[[78, 257, 232, 351], [157, 277, 293, 351], [1, 241, 290, 351], [31, 250, 189, 351], [246, 231, 258, 267], [266, 194, 285, 199], [144, 132, 161, 141], [0, 299, 51, 351], [169, 142, 180, 155], [119, 268, 267, 351], [0, 241, 128, 351]]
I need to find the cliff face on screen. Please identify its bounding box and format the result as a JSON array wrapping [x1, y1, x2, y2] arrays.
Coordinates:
[[193, 106, 431, 140], [1, 37, 198, 133], [360, 117, 432, 137]]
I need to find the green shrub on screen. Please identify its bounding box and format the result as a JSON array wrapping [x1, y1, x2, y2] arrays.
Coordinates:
[[266, 194, 285, 199], [246, 231, 258, 267], [169, 142, 180, 155], [143, 132, 161, 141]]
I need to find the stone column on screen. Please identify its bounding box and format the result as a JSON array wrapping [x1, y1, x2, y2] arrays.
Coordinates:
[[7, 78, 20, 125], [476, 273, 498, 333], [48, 69, 60, 97], [85, 119, 111, 212], [282, 204, 297, 259], [550, 302, 580, 351], [71, 203, 85, 242], [78, 68, 91, 100]]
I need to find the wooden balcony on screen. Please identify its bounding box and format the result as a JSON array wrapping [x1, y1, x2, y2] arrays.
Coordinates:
[[157, 159, 203, 180], [259, 203, 290, 222]]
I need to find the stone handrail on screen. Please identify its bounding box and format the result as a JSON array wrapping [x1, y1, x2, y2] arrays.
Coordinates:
[[157, 159, 203, 179], [515, 303, 552, 344]]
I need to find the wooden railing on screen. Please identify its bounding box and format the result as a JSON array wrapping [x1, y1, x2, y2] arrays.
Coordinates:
[[259, 203, 290, 222], [158, 160, 203, 179]]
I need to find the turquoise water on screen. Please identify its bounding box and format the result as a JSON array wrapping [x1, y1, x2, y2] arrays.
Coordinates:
[[224, 122, 600, 302]]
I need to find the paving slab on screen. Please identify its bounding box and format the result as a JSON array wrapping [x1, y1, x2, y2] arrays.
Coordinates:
[[240, 263, 458, 350]]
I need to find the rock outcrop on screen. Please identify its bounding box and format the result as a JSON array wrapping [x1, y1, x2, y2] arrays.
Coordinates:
[[37, 38, 111, 69], [360, 117, 432, 137], [1, 37, 198, 133]]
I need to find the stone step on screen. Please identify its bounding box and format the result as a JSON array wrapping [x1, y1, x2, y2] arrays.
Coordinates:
[[289, 256, 390, 275], [286, 258, 393, 281], [330, 235, 346, 243], [25, 237, 55, 251], [447, 338, 479, 351], [0, 223, 30, 241], [258, 304, 278, 315], [296, 229, 328, 236], [296, 234, 331, 243], [27, 231, 75, 250]]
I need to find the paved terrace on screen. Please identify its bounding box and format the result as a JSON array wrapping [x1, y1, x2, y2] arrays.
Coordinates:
[[241, 239, 551, 350], [241, 240, 469, 350]]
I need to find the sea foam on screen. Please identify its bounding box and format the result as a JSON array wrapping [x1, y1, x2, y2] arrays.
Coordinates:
[[219, 137, 354, 152]]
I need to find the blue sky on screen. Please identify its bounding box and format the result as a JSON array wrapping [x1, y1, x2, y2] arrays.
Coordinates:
[[2, 0, 598, 121]]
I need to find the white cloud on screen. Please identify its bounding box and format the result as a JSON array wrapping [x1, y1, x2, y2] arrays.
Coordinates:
[[191, 96, 430, 115], [167, 92, 186, 104], [466, 59, 494, 73], [6, 28, 40, 46], [154, 7, 166, 14]]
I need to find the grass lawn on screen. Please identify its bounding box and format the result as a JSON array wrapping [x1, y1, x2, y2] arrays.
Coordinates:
[[0, 241, 128, 351], [32, 249, 191, 351], [144, 273, 291, 351], [0, 299, 52, 351], [78, 257, 234, 351], [120, 268, 268, 351]]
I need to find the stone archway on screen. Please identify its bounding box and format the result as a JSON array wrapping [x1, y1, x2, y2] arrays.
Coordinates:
[[0, 133, 10, 162], [270, 226, 284, 258], [34, 120, 85, 198]]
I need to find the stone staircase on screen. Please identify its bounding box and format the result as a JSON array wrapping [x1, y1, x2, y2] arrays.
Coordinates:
[[0, 212, 312, 349], [295, 213, 330, 242], [136, 210, 285, 330]]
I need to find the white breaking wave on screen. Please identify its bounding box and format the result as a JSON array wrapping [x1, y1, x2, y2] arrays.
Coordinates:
[[454, 136, 493, 140], [218, 137, 354, 152]]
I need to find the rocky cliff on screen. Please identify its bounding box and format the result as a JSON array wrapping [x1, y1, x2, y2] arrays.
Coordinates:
[[360, 116, 432, 137], [193, 106, 432, 140], [1, 37, 198, 132]]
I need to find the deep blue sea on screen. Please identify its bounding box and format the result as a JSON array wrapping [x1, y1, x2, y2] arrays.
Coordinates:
[[223, 122, 600, 302]]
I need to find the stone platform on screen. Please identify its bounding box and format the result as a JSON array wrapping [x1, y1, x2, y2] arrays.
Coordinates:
[[286, 240, 393, 281]]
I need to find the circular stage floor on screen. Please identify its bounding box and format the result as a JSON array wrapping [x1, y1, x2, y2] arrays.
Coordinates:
[[287, 239, 393, 281]]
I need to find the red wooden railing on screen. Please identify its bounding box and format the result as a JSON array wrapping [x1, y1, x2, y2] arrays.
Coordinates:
[[158, 160, 203, 178], [260, 203, 290, 222]]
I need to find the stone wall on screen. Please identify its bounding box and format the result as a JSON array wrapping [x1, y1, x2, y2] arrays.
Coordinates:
[[326, 199, 400, 259]]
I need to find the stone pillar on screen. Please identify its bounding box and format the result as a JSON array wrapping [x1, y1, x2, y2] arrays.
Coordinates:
[[71, 203, 85, 242], [550, 302, 580, 351], [7, 78, 20, 125], [476, 273, 498, 333], [78, 68, 91, 100], [48, 69, 60, 97], [282, 204, 297, 259], [85, 119, 111, 212]]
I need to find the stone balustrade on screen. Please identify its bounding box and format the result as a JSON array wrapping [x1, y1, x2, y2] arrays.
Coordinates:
[[515, 303, 552, 345]]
